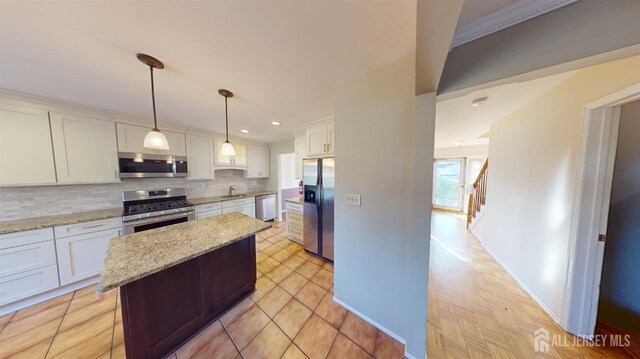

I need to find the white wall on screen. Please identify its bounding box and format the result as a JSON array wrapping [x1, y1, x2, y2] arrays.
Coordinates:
[[278, 153, 298, 189], [334, 55, 432, 358], [267, 139, 295, 220], [481, 55, 640, 322]]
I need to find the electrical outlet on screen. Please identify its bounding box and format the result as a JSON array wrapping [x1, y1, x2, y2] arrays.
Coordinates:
[[345, 193, 361, 207]]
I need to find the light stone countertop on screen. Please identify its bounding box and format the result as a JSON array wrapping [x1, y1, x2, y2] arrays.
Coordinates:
[[285, 196, 303, 204], [0, 208, 122, 236], [96, 212, 270, 294], [190, 190, 276, 206]]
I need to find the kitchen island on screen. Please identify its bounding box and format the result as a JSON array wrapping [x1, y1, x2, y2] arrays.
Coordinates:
[[97, 212, 270, 359]]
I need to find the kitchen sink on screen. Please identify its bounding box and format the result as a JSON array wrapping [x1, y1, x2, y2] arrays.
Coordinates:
[[222, 194, 248, 198]]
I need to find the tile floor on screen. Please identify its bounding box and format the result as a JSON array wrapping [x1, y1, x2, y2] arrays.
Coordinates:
[[0, 214, 636, 358]]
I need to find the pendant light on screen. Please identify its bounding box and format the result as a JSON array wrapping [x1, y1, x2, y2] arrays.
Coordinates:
[[138, 53, 170, 150], [218, 89, 236, 156]]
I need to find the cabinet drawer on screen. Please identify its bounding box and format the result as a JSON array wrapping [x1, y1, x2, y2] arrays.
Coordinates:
[[56, 228, 119, 286], [0, 240, 56, 279], [222, 197, 255, 208], [54, 217, 121, 239], [288, 225, 303, 239], [195, 202, 222, 213], [196, 209, 222, 220], [286, 202, 303, 213], [0, 228, 54, 250], [287, 221, 303, 232], [287, 211, 303, 223], [0, 265, 59, 306]]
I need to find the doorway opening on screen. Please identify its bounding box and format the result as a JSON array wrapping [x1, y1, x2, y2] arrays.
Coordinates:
[[277, 152, 298, 221]]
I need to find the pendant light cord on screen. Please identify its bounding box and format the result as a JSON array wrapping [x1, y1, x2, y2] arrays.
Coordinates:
[[150, 66, 158, 131], [225, 96, 229, 142]]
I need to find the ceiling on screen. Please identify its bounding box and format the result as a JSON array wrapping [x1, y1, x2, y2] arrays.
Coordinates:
[[452, 0, 577, 48], [0, 0, 416, 143], [434, 70, 576, 149]]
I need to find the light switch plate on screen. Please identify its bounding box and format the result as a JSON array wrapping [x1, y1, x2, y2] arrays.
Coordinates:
[[345, 193, 361, 207]]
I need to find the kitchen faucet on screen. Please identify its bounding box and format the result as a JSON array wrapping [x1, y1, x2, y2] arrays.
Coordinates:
[[229, 185, 236, 196]]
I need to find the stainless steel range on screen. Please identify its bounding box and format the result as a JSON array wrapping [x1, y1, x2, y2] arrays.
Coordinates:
[[122, 188, 195, 234]]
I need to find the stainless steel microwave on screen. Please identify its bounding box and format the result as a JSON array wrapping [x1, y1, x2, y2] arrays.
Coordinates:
[[118, 152, 188, 178]]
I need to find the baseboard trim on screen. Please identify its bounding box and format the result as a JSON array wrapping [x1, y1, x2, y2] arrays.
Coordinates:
[[480, 242, 561, 324], [0, 276, 98, 316], [332, 296, 406, 345]]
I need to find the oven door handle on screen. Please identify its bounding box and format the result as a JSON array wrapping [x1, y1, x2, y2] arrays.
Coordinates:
[[123, 210, 194, 228]]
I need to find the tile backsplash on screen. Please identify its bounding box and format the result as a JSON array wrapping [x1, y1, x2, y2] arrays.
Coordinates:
[[0, 170, 268, 221]]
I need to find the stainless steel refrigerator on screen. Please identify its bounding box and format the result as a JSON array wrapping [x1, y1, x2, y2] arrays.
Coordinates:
[[302, 157, 334, 261]]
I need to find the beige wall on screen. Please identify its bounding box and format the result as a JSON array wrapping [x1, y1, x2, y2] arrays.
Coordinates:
[[334, 55, 433, 357], [481, 55, 640, 322]]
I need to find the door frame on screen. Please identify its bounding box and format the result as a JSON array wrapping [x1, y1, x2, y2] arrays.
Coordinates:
[[432, 157, 466, 211], [562, 83, 640, 337]]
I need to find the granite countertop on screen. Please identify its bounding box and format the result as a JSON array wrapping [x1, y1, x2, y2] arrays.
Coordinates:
[[190, 190, 276, 206], [285, 196, 303, 204], [96, 212, 270, 294], [0, 208, 122, 236]]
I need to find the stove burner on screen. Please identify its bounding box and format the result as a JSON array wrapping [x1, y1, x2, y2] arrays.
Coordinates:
[[124, 199, 192, 215]]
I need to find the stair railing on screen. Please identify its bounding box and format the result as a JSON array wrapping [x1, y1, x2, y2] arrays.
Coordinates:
[[467, 160, 488, 227]]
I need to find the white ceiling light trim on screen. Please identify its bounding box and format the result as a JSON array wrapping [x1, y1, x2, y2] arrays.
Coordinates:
[[451, 0, 577, 48]]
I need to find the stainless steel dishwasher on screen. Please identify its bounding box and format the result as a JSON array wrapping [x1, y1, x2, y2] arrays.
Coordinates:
[[255, 193, 277, 221]]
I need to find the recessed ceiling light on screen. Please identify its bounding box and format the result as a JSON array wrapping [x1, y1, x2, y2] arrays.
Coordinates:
[[271, 121, 281, 126], [241, 129, 249, 133], [471, 97, 488, 107]]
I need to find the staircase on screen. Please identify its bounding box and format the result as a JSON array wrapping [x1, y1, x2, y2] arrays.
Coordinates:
[[467, 160, 488, 228]]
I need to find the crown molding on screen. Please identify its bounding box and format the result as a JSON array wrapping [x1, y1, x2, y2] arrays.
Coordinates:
[[451, 0, 577, 48]]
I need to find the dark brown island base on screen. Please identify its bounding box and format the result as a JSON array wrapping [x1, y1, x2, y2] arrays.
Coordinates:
[[96, 213, 270, 359]]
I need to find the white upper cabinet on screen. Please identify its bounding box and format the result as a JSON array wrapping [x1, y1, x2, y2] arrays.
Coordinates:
[[246, 145, 270, 178], [116, 123, 186, 156], [306, 117, 334, 157], [50, 113, 119, 184], [186, 135, 215, 179], [0, 104, 57, 185], [214, 139, 248, 168], [294, 132, 307, 180]]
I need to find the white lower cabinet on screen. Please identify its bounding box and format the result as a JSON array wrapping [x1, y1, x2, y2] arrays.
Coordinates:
[[196, 209, 222, 220], [55, 227, 120, 286], [222, 198, 256, 218], [0, 265, 59, 307], [195, 202, 223, 220], [0, 228, 59, 306], [286, 201, 304, 243]]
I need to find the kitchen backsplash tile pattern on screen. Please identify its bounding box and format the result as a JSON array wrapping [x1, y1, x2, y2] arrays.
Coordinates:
[[0, 170, 267, 221]]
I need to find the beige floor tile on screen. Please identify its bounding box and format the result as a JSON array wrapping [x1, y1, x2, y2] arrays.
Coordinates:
[[7, 337, 53, 359], [57, 293, 116, 332], [373, 331, 405, 359], [221, 296, 255, 327], [0, 301, 68, 342], [340, 312, 378, 354], [281, 343, 308, 359], [256, 286, 293, 318], [241, 322, 291, 359], [295, 261, 322, 279], [176, 320, 224, 358], [48, 327, 113, 359], [310, 269, 333, 290], [295, 282, 327, 311], [294, 314, 337, 359], [47, 310, 114, 358], [191, 331, 238, 359], [0, 317, 60, 358], [265, 264, 294, 284], [256, 241, 273, 251], [282, 255, 306, 270], [280, 272, 309, 296], [256, 251, 269, 263], [263, 245, 282, 257], [257, 257, 280, 273], [226, 305, 271, 350], [73, 284, 99, 298], [274, 238, 292, 249], [272, 248, 295, 263], [11, 293, 72, 322], [0, 312, 15, 331], [284, 242, 304, 254], [314, 292, 347, 329], [322, 262, 334, 272], [327, 333, 372, 359], [273, 299, 312, 340], [251, 276, 277, 301]]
